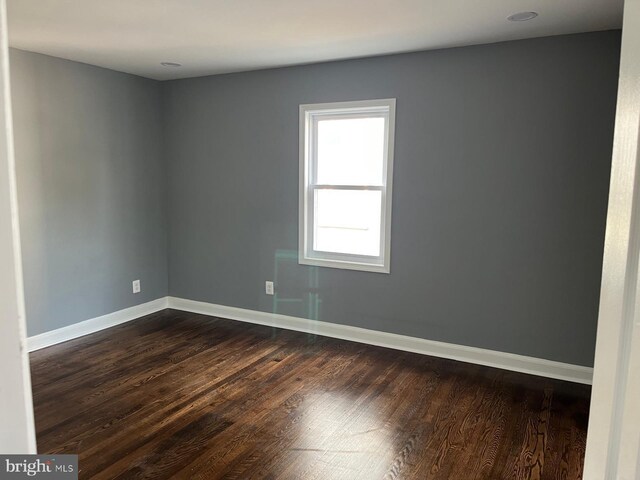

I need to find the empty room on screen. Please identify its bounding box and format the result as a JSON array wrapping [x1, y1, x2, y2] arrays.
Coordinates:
[[1, 0, 639, 479]]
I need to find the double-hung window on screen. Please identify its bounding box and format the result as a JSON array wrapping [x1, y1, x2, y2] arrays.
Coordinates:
[[299, 99, 396, 273]]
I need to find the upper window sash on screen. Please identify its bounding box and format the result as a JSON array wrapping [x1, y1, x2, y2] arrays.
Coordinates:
[[308, 110, 389, 188]]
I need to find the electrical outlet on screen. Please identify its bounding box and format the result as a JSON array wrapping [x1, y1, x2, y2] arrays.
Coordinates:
[[132, 279, 141, 294], [265, 281, 274, 295]]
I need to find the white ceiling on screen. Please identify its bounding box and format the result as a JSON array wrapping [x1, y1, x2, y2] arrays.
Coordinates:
[[7, 0, 623, 81]]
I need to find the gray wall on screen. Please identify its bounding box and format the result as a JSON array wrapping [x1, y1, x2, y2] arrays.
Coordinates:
[[163, 31, 620, 366], [10, 49, 168, 336]]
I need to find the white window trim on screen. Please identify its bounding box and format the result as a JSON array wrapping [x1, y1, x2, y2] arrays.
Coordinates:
[[298, 98, 396, 274]]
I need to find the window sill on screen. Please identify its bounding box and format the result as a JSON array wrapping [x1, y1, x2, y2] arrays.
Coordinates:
[[298, 256, 390, 274]]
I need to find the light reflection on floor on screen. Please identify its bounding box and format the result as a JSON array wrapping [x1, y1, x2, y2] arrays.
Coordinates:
[[283, 390, 395, 479]]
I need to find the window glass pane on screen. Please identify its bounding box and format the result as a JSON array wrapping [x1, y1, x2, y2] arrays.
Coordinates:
[[314, 189, 382, 256], [316, 117, 385, 186]]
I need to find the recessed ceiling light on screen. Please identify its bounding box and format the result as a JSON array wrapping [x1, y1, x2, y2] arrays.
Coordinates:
[[507, 11, 539, 22], [161, 62, 182, 67]]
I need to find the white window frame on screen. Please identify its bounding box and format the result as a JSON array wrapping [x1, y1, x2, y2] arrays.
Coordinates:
[[298, 98, 396, 274]]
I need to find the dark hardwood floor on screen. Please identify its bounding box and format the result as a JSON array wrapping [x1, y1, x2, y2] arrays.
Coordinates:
[[30, 309, 590, 479]]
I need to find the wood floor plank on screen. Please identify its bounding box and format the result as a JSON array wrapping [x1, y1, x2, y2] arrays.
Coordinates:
[[30, 309, 591, 479]]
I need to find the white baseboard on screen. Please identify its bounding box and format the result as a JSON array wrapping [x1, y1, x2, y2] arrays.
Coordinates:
[[27, 295, 593, 385], [27, 297, 169, 352], [168, 296, 594, 385]]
